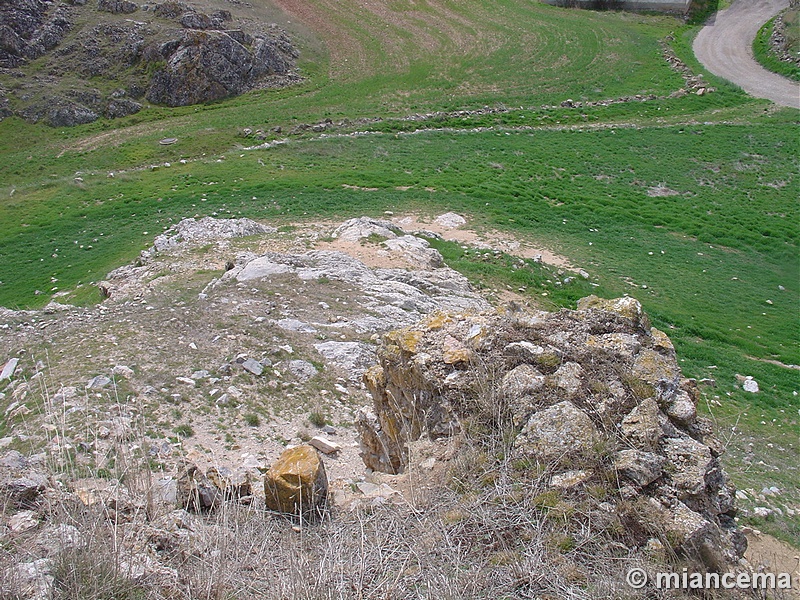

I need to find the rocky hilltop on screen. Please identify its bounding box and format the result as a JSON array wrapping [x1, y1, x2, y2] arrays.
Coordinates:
[[0, 0, 298, 126], [0, 215, 774, 598]]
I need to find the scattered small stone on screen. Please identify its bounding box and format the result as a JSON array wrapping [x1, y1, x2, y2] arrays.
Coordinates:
[[111, 365, 134, 379], [742, 377, 759, 393], [309, 436, 341, 454], [240, 359, 263, 376], [86, 375, 112, 389], [1, 358, 20, 381], [176, 377, 196, 387]]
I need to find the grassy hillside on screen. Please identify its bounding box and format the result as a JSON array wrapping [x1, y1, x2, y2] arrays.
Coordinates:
[[0, 0, 798, 543]]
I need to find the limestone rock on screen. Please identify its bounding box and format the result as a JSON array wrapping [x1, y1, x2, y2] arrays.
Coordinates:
[[383, 235, 444, 269], [665, 389, 697, 426], [309, 436, 341, 455], [515, 401, 599, 464], [620, 398, 662, 452], [0, 358, 19, 381], [176, 463, 221, 512], [98, 0, 138, 14], [577, 295, 649, 330], [152, 217, 274, 253], [500, 364, 545, 399], [330, 217, 401, 242], [663, 435, 713, 499], [613, 449, 664, 487], [433, 212, 467, 229], [264, 445, 328, 515], [313, 341, 377, 383]]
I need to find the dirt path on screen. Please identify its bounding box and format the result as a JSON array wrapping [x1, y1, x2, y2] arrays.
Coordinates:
[[693, 0, 799, 108]]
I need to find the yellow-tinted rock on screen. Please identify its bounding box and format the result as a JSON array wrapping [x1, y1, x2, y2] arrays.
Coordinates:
[[442, 335, 472, 365], [385, 328, 424, 354], [577, 295, 648, 328], [421, 311, 453, 330], [650, 327, 674, 353], [264, 445, 327, 515]]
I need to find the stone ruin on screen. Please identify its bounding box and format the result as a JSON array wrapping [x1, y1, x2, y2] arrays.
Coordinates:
[[357, 295, 746, 569]]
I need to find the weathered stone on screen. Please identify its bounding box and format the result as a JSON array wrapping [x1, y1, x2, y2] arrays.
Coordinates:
[[11, 559, 54, 600], [442, 335, 471, 364], [3, 473, 49, 506], [152, 217, 274, 253], [240, 358, 263, 376], [653, 499, 725, 570], [649, 327, 674, 353], [504, 341, 546, 362], [98, 0, 138, 14], [620, 398, 662, 452], [8, 509, 39, 533], [176, 463, 221, 512], [0, 358, 19, 381], [663, 436, 713, 499], [500, 364, 545, 399], [86, 375, 112, 389], [146, 30, 296, 107], [550, 469, 592, 489], [742, 377, 759, 393], [309, 436, 341, 455], [330, 217, 401, 242], [285, 360, 318, 382], [313, 341, 377, 383], [631, 348, 681, 401], [205, 467, 251, 500], [613, 449, 664, 486], [553, 361, 584, 398], [383, 235, 444, 269], [515, 401, 599, 463], [666, 389, 696, 426], [577, 295, 648, 329], [433, 212, 466, 229], [586, 333, 641, 359], [264, 445, 327, 515]]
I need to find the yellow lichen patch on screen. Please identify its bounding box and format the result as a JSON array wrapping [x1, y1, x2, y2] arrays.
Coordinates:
[[385, 328, 425, 354], [577, 295, 645, 324], [363, 365, 386, 392], [442, 335, 472, 365], [650, 327, 675, 353], [421, 311, 453, 330]]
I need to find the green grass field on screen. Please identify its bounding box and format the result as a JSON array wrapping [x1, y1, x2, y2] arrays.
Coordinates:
[[0, 0, 798, 543]]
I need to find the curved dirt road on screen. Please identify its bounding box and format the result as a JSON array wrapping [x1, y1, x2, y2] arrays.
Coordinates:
[[694, 0, 799, 108]]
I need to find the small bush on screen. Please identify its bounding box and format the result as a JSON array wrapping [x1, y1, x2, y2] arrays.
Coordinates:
[[308, 411, 327, 427], [244, 412, 261, 427], [173, 423, 194, 438]]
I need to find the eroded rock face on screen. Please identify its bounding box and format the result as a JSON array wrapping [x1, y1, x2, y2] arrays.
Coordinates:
[[358, 296, 744, 567], [263, 445, 328, 516], [146, 29, 297, 107], [0, 0, 299, 124]]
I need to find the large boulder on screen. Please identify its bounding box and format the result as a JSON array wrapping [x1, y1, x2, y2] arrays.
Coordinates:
[[146, 30, 296, 107], [264, 445, 328, 516]]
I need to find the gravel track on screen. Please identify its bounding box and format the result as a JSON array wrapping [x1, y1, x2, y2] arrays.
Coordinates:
[[693, 0, 799, 108]]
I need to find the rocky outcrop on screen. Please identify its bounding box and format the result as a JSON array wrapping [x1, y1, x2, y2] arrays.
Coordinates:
[[263, 445, 328, 516], [145, 28, 297, 107], [0, 0, 299, 124], [0, 0, 74, 68], [358, 295, 745, 567]]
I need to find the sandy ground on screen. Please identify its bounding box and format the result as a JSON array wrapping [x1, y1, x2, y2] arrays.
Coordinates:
[[694, 0, 799, 108]]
